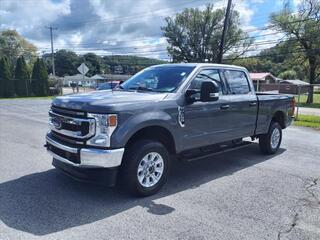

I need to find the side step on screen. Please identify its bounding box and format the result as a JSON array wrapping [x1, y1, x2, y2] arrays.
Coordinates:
[[181, 141, 253, 162]]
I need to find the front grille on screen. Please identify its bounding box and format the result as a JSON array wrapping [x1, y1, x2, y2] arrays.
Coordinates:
[[51, 131, 85, 145], [49, 106, 95, 143], [51, 106, 86, 118]]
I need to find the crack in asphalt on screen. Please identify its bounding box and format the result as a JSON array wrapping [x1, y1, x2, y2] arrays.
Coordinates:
[[277, 211, 299, 240], [304, 178, 320, 206], [277, 177, 319, 240]]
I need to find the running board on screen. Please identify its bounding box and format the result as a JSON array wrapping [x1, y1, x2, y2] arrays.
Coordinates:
[[181, 141, 253, 162]]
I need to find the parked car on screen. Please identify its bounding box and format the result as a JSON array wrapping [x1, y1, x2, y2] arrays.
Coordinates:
[[96, 81, 120, 90], [45, 63, 295, 196]]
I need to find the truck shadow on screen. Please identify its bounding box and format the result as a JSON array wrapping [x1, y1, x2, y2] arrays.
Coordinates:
[[0, 144, 286, 236]]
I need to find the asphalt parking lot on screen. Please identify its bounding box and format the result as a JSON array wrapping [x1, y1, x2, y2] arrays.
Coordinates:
[[0, 99, 319, 240]]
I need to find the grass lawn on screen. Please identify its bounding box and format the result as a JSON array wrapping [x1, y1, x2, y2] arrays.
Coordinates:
[[295, 93, 320, 108], [294, 114, 320, 129], [0, 96, 55, 100]]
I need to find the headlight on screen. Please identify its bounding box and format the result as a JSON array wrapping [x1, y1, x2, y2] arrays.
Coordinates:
[[87, 113, 118, 147]]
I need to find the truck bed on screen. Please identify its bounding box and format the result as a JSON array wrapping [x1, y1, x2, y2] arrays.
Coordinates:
[[255, 92, 294, 135]]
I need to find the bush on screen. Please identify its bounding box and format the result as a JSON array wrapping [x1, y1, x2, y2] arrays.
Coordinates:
[[31, 58, 49, 96], [0, 57, 14, 97], [15, 56, 30, 96]]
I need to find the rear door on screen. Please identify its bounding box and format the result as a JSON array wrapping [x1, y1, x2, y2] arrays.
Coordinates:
[[223, 69, 257, 138]]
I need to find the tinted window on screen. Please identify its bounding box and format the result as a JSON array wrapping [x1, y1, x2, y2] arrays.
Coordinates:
[[189, 69, 224, 94], [121, 66, 195, 92], [224, 70, 250, 94]]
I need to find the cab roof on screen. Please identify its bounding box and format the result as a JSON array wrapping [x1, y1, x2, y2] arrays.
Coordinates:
[[153, 63, 247, 71]]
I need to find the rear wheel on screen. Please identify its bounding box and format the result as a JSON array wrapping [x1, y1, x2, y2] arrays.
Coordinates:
[[259, 121, 282, 155], [119, 140, 170, 196]]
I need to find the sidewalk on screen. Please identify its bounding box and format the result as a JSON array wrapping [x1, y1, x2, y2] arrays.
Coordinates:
[[296, 107, 320, 116]]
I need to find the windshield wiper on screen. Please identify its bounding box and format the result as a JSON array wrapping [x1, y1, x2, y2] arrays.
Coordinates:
[[128, 86, 154, 92]]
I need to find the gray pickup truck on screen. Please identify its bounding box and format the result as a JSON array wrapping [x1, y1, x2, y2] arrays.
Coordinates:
[[45, 63, 295, 196]]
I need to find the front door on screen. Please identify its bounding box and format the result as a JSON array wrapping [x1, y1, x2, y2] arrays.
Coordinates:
[[182, 68, 233, 150]]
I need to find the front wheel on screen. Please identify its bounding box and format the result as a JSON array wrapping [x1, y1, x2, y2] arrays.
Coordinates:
[[119, 140, 170, 196], [259, 122, 282, 155]]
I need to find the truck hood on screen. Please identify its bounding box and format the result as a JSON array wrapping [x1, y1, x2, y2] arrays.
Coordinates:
[[52, 90, 168, 113]]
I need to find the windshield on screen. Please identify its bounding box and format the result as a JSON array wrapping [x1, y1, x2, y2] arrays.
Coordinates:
[[119, 65, 195, 92]]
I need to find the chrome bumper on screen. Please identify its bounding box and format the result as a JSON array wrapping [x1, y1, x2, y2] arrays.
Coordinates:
[[46, 135, 124, 168]]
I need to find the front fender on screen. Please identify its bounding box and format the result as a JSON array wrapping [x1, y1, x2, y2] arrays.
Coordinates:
[[110, 111, 177, 149]]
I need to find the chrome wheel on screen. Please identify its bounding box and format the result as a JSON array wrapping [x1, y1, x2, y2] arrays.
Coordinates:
[[137, 152, 164, 188], [270, 128, 280, 149]]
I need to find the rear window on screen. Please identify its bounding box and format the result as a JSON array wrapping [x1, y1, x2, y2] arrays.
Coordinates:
[[224, 70, 250, 94]]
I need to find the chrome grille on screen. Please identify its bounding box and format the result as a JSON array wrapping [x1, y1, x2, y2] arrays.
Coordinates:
[[49, 108, 95, 140]]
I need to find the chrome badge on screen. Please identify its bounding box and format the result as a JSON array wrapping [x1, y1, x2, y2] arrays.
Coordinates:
[[178, 106, 185, 127], [52, 117, 63, 130]]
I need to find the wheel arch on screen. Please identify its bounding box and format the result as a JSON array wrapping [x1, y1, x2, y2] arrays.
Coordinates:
[[125, 125, 177, 155], [272, 111, 286, 129]]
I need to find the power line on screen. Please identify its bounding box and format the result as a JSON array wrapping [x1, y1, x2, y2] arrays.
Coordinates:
[[58, 0, 218, 30], [224, 47, 320, 61]]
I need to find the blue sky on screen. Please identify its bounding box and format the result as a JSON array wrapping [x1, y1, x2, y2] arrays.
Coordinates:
[[0, 0, 302, 60]]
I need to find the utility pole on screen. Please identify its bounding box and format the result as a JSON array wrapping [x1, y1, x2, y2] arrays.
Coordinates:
[[46, 26, 57, 76], [218, 0, 232, 63]]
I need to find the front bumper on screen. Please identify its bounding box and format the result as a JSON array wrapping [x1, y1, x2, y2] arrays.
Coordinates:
[[45, 134, 124, 186], [46, 134, 124, 168]]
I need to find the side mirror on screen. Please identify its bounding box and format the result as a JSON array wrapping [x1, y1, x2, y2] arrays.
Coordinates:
[[185, 89, 198, 104], [200, 81, 219, 102]]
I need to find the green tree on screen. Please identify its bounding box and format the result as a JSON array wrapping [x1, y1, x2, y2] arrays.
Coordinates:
[[271, 0, 320, 103], [0, 30, 37, 66], [278, 70, 298, 79], [162, 4, 252, 63], [278, 70, 298, 80], [54, 50, 80, 76], [0, 57, 14, 97], [31, 58, 49, 96], [83, 53, 102, 76], [15, 56, 30, 96]]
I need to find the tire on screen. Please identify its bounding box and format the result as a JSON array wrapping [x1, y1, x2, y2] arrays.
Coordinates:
[[119, 139, 170, 197], [259, 121, 282, 155]]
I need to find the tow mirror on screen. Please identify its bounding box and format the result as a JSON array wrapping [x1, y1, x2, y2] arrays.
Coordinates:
[[185, 89, 198, 103], [200, 81, 219, 102]]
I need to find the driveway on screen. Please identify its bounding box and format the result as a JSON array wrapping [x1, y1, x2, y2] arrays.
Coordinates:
[[0, 99, 319, 240]]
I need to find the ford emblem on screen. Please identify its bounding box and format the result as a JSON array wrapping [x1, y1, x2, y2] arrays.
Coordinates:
[[52, 118, 62, 130]]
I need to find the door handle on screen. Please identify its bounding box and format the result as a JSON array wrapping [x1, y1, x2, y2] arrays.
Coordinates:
[[220, 104, 230, 110], [249, 102, 257, 107]]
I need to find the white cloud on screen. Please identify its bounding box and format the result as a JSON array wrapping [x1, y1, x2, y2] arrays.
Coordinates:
[[70, 32, 82, 46], [249, 0, 265, 3], [0, 0, 278, 59], [0, 0, 71, 34], [293, 0, 303, 7]]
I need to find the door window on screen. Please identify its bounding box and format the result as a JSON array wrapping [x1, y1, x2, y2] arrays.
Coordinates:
[[224, 70, 250, 94], [189, 69, 224, 94]]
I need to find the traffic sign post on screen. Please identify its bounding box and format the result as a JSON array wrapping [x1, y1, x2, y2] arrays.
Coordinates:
[[77, 63, 89, 75], [77, 63, 89, 93]]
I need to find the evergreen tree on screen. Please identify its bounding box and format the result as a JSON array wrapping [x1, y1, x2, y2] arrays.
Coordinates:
[[0, 57, 14, 97], [15, 56, 30, 96], [31, 58, 48, 96]]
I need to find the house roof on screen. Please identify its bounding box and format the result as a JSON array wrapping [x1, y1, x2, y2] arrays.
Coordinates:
[[90, 74, 105, 80], [280, 79, 309, 85], [249, 72, 276, 81], [101, 74, 132, 80]]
